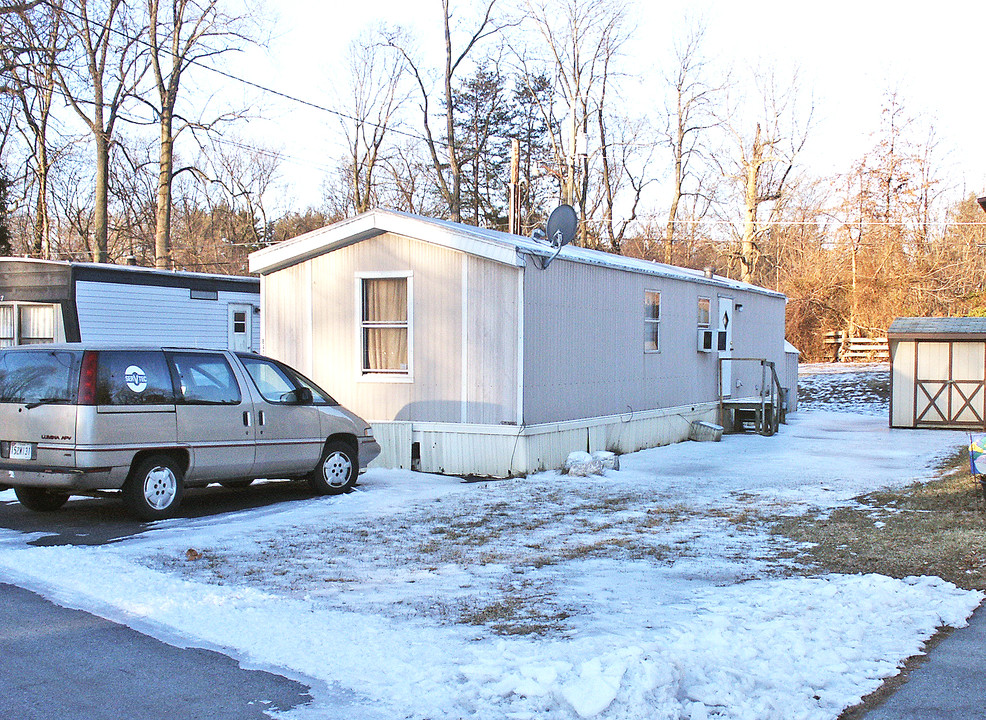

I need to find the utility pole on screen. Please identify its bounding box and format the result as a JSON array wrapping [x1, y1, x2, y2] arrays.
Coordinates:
[[508, 139, 521, 235]]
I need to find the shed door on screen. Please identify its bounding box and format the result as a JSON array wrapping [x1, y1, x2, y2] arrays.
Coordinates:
[[915, 341, 985, 426]]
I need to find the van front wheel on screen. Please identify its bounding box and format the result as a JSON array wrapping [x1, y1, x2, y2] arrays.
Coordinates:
[[309, 441, 357, 495], [125, 455, 184, 520]]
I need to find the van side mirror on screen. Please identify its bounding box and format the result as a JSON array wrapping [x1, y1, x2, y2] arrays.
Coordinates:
[[281, 387, 313, 405]]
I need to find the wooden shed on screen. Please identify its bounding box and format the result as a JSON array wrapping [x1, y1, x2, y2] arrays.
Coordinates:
[[249, 210, 794, 476], [0, 258, 260, 351], [889, 317, 986, 429]]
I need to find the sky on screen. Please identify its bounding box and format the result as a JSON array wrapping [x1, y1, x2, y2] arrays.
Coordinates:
[[225, 0, 986, 215], [0, 366, 982, 719]]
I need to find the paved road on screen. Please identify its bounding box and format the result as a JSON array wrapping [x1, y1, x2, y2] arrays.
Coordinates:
[[0, 482, 330, 719], [0, 582, 312, 720], [0, 479, 316, 546], [863, 603, 986, 720]]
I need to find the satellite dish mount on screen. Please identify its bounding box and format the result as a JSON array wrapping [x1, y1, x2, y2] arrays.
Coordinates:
[[532, 204, 578, 270]]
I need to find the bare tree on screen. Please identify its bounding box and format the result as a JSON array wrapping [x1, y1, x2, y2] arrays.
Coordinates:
[[56, 0, 146, 262], [387, 0, 507, 222], [145, 0, 254, 268], [3, 0, 63, 257], [336, 28, 406, 216], [520, 0, 629, 245], [724, 69, 812, 283], [662, 21, 723, 265]]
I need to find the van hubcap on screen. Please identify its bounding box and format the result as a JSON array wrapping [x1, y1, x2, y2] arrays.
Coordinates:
[[144, 466, 178, 510], [322, 452, 352, 488]]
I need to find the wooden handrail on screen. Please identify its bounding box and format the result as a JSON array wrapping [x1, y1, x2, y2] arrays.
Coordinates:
[[718, 357, 786, 435]]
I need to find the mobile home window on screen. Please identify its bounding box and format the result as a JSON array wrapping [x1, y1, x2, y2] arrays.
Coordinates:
[[644, 290, 661, 353], [361, 276, 410, 375], [0, 305, 13, 347], [697, 297, 711, 328], [0, 303, 57, 346]]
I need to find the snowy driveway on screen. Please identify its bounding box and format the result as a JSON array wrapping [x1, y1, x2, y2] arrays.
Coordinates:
[[0, 379, 983, 719]]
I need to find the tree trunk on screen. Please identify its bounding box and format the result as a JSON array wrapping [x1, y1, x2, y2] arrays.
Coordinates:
[[93, 129, 109, 263], [155, 106, 174, 268]]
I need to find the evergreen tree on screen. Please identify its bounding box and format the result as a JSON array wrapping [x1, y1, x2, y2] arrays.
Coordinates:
[[452, 66, 514, 229]]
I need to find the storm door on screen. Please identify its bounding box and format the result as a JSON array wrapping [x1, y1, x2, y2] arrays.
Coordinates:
[[717, 297, 733, 397]]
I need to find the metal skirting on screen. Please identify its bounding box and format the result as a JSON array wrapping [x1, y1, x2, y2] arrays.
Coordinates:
[[367, 402, 719, 477]]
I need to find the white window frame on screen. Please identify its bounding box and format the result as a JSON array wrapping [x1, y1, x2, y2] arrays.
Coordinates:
[[0, 302, 59, 346], [356, 271, 413, 383], [644, 290, 661, 353], [697, 297, 711, 328]]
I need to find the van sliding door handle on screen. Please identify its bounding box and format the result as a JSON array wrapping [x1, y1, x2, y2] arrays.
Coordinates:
[[258, 410, 265, 426], [242, 411, 251, 427]]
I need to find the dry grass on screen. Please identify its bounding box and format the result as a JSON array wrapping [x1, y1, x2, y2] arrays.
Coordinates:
[[773, 449, 986, 591], [771, 448, 986, 719]]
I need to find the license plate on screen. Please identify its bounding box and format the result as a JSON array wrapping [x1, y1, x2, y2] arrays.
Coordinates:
[[9, 442, 33, 461]]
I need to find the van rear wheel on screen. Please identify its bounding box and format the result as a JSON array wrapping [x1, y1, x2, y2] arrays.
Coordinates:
[[14, 487, 69, 512], [125, 455, 184, 520]]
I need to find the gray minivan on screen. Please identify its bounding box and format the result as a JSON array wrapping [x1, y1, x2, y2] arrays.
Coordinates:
[[0, 344, 380, 519]]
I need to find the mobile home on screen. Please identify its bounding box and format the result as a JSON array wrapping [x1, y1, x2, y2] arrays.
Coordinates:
[[0, 258, 260, 351], [249, 210, 794, 476]]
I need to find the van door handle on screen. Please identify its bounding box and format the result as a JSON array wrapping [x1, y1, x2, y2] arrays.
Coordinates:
[[258, 410, 265, 426], [242, 411, 251, 427]]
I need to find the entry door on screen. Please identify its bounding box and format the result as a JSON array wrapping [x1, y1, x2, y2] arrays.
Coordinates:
[[228, 304, 253, 352], [915, 341, 985, 426], [717, 297, 734, 397]]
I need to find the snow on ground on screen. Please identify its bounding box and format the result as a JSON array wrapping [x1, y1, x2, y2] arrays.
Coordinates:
[[0, 363, 982, 719]]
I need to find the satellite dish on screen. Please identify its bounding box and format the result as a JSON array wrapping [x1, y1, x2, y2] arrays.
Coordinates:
[[532, 204, 579, 270], [546, 204, 578, 249]]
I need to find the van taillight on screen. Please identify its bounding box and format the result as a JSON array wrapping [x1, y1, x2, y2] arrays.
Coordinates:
[[78, 351, 98, 405]]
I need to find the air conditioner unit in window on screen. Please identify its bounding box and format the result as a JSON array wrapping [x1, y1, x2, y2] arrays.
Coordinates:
[[697, 328, 713, 352]]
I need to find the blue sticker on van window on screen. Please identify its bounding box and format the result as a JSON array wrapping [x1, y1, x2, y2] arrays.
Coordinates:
[[125, 365, 148, 393]]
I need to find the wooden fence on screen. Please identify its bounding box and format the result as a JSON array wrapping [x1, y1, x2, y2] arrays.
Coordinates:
[[823, 331, 889, 362]]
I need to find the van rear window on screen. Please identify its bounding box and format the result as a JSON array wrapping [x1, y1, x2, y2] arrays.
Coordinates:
[[0, 349, 81, 405]]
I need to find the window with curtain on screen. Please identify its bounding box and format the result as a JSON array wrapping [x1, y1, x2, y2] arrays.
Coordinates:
[[19, 305, 55, 344], [0, 303, 56, 346], [361, 277, 409, 374], [644, 290, 661, 353], [0, 306, 13, 348]]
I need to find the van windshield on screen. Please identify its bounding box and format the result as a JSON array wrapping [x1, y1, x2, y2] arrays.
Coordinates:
[[0, 349, 81, 405]]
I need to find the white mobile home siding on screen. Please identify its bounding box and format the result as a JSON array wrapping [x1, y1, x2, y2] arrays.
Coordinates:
[[74, 280, 260, 350], [261, 232, 520, 425]]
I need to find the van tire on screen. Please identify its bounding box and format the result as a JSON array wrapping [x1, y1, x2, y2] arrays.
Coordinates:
[[14, 487, 69, 512], [125, 455, 184, 520], [309, 441, 357, 495]]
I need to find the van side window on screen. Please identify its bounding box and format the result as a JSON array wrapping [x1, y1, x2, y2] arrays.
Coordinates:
[[168, 352, 241, 405], [239, 355, 297, 403], [96, 351, 174, 405]]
